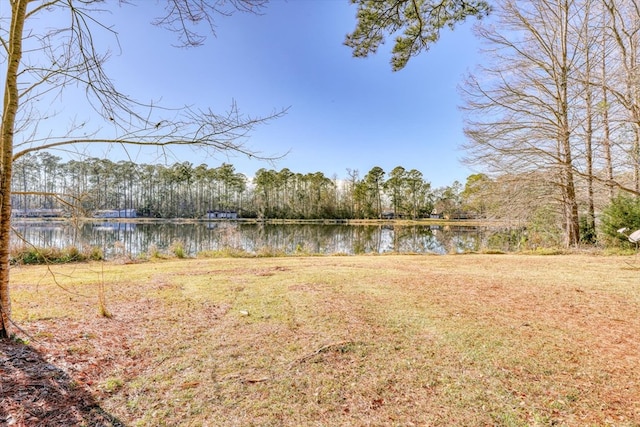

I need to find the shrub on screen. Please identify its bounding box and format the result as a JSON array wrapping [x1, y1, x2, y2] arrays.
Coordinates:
[[198, 248, 252, 258], [170, 240, 187, 258], [62, 246, 81, 262], [526, 205, 564, 248], [579, 215, 597, 244], [147, 244, 163, 259], [256, 246, 287, 257], [486, 228, 526, 252], [10, 245, 103, 265], [599, 194, 640, 247], [88, 246, 104, 261]]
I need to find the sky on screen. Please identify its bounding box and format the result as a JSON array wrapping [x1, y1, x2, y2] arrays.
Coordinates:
[[30, 0, 485, 188]]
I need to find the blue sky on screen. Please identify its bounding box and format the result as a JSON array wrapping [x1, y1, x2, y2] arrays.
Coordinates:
[[37, 0, 484, 188]]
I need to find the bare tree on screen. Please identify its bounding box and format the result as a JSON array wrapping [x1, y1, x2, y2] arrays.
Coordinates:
[[462, 0, 591, 247], [0, 0, 283, 338], [593, 3, 618, 201], [602, 0, 640, 192], [574, 0, 602, 242]]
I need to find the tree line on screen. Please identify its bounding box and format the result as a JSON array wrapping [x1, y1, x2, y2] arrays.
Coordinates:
[[10, 152, 472, 220]]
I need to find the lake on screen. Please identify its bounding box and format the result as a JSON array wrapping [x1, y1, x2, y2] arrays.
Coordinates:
[[10, 220, 524, 258]]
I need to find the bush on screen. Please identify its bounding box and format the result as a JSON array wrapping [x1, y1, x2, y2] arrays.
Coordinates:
[[526, 205, 564, 248], [256, 246, 287, 257], [599, 194, 640, 247], [87, 246, 104, 261], [11, 245, 103, 265], [486, 228, 526, 252], [170, 240, 187, 258], [147, 244, 163, 259], [198, 248, 252, 258], [579, 215, 597, 244]]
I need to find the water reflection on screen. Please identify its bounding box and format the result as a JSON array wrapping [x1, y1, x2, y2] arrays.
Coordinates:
[[11, 220, 521, 258]]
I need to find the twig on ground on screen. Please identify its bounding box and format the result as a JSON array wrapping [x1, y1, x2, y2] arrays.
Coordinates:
[[289, 340, 356, 368]]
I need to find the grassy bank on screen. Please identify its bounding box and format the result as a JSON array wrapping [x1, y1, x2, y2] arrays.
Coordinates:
[[5, 254, 640, 426]]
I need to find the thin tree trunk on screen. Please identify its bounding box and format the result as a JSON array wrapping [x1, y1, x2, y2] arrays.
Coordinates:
[[585, 93, 596, 241], [559, 0, 580, 247], [602, 43, 614, 200], [1, 0, 28, 338], [583, 4, 596, 242]]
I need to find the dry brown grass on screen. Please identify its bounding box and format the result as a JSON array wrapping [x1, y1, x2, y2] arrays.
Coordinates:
[[5, 254, 640, 426]]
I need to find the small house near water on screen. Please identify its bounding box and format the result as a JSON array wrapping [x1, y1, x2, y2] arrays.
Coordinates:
[[206, 210, 238, 219], [93, 209, 137, 218]]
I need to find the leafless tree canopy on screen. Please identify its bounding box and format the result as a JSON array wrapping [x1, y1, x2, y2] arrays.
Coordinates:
[[153, 0, 268, 47], [461, 0, 640, 246], [4, 0, 283, 162]]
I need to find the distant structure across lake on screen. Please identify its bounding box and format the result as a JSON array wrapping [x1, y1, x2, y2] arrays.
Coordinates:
[[12, 208, 64, 218], [93, 209, 137, 219], [206, 210, 238, 220]]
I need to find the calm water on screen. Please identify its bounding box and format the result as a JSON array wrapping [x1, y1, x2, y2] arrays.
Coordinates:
[[11, 220, 523, 258]]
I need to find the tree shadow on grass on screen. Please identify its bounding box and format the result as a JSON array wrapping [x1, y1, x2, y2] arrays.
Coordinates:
[[0, 340, 125, 427]]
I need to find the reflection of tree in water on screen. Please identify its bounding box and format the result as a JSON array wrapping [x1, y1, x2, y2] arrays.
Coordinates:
[[11, 223, 67, 249], [11, 221, 507, 257], [430, 226, 484, 254], [350, 225, 379, 254], [246, 224, 349, 254], [392, 226, 442, 253]]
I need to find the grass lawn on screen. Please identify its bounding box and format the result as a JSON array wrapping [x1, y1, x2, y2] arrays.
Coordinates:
[[3, 253, 640, 426]]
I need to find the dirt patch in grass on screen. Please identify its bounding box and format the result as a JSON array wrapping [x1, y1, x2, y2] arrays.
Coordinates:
[[4, 255, 640, 426]]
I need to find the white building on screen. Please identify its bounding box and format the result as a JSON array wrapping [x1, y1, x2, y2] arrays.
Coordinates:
[[206, 210, 238, 219], [93, 209, 137, 218]]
